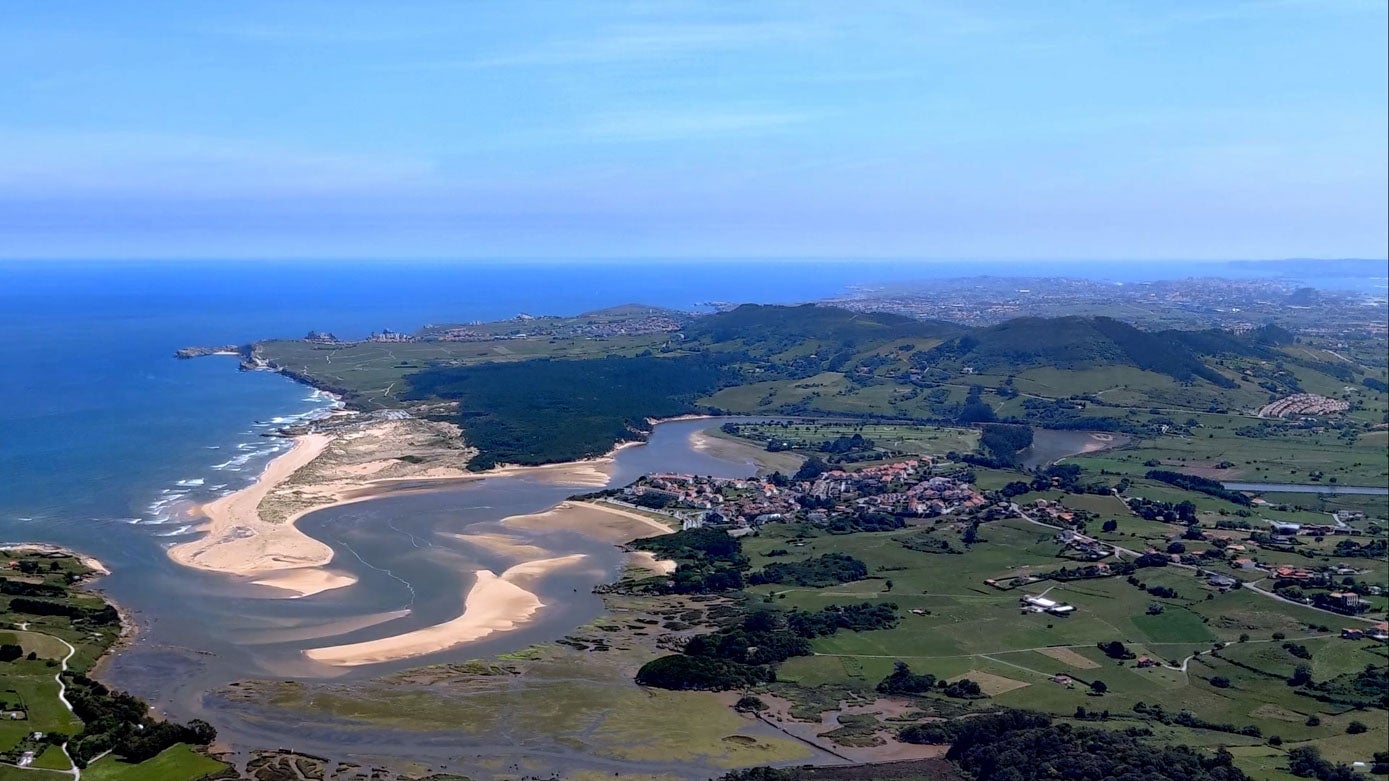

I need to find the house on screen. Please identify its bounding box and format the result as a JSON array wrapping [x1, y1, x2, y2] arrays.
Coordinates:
[[1231, 558, 1257, 570], [1341, 628, 1364, 640], [1051, 674, 1075, 688], [1274, 566, 1316, 581], [1369, 623, 1389, 642], [1136, 657, 1156, 668], [1022, 594, 1076, 615], [1206, 574, 1238, 590], [1321, 592, 1368, 615], [1269, 522, 1302, 536]]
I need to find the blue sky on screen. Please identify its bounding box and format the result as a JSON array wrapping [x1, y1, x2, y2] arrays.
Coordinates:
[[2, 1, 1385, 261]]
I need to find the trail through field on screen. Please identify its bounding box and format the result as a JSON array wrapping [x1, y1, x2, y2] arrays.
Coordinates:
[[0, 633, 82, 778]]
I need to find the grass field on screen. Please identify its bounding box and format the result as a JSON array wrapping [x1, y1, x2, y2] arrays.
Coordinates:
[[259, 333, 670, 407], [81, 743, 227, 781], [717, 421, 979, 465]]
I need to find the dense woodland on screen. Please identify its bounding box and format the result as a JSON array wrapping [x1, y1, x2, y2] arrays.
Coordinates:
[[403, 353, 737, 468]]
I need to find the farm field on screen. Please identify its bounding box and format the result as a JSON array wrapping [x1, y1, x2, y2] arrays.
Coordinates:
[[730, 500, 1387, 778]]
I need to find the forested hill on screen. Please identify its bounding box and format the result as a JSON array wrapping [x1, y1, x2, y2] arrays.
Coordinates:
[[686, 304, 963, 352], [919, 316, 1244, 387]]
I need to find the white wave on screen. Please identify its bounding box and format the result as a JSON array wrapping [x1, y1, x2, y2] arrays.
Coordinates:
[[152, 524, 196, 537], [176, 478, 205, 487]]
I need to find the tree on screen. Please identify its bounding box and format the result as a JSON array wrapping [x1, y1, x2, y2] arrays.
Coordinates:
[[1102, 519, 1118, 533], [1089, 679, 1108, 695], [1346, 721, 1367, 734], [1099, 640, 1134, 660], [1287, 663, 1313, 687], [1210, 676, 1231, 688], [734, 695, 769, 713], [877, 661, 936, 695], [793, 456, 829, 482]]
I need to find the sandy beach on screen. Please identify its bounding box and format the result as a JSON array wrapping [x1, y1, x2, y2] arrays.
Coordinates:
[[167, 433, 358, 597], [303, 555, 587, 666], [166, 417, 617, 598]]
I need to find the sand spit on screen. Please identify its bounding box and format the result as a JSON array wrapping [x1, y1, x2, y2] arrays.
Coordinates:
[[167, 417, 617, 598], [303, 555, 588, 667], [502, 500, 678, 574], [167, 434, 357, 597]]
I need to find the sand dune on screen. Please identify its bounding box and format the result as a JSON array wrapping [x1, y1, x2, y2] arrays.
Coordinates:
[[303, 555, 587, 667]]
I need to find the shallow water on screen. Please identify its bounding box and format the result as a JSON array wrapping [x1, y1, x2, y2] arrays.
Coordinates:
[[94, 418, 770, 741], [1018, 429, 1130, 470]]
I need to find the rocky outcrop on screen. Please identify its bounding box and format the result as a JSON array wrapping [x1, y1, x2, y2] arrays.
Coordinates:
[[174, 345, 244, 359]]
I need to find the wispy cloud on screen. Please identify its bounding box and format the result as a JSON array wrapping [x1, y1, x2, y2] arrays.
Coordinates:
[[580, 108, 813, 141], [396, 20, 827, 71], [0, 130, 436, 197]]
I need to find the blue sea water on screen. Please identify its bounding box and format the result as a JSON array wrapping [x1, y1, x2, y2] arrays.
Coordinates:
[[1, 257, 1374, 563]]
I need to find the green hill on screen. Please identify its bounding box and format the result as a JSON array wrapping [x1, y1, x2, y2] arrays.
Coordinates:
[[686, 304, 961, 353], [919, 316, 1242, 387]]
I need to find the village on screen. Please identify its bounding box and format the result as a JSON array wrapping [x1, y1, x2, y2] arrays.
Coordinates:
[[604, 458, 988, 533], [1257, 392, 1352, 418]]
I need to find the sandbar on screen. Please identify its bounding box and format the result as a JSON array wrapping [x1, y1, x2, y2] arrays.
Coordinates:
[[502, 500, 674, 542], [304, 555, 587, 666], [167, 434, 359, 597], [502, 500, 678, 575]]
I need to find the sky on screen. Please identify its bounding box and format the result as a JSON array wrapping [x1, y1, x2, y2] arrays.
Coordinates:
[[1, 1, 1385, 261]]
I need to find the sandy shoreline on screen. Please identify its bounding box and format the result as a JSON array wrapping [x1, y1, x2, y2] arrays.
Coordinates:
[[165, 418, 620, 598], [304, 555, 588, 666], [166, 433, 357, 597]]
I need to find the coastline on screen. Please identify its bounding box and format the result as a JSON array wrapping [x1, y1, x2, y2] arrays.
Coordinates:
[[0, 541, 135, 679], [167, 433, 355, 597], [160, 408, 717, 664], [164, 417, 629, 598]]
